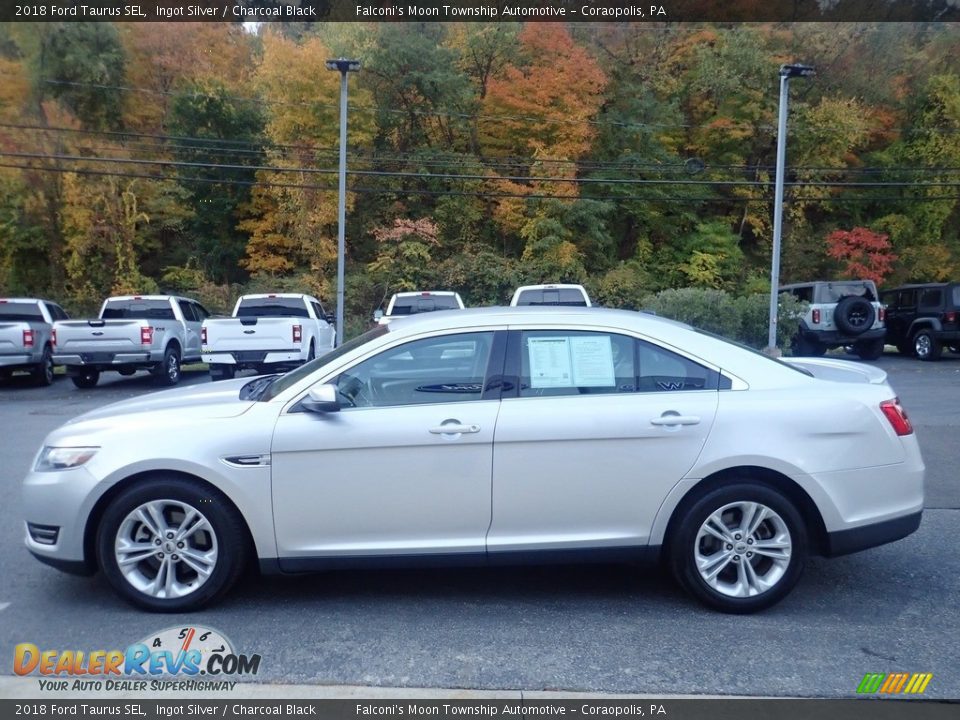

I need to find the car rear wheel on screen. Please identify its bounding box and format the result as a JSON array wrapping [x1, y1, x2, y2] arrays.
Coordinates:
[[32, 346, 54, 386], [669, 483, 807, 613], [71, 369, 100, 389], [97, 478, 247, 612], [209, 364, 235, 381], [154, 347, 182, 385], [913, 330, 942, 361]]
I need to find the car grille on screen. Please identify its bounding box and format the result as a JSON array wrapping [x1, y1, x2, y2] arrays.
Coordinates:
[[27, 523, 60, 545]]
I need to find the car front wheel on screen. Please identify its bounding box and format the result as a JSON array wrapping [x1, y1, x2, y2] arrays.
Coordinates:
[[669, 483, 807, 613], [97, 478, 247, 612]]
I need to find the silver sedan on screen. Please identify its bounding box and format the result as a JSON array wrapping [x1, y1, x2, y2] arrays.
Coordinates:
[[22, 307, 924, 613]]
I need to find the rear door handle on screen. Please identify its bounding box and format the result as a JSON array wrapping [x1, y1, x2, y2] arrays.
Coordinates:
[[650, 415, 701, 427], [429, 423, 481, 435]]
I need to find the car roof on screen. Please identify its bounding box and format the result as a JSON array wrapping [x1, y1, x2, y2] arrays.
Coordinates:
[[882, 283, 953, 290], [239, 293, 314, 299], [383, 305, 686, 332], [392, 291, 460, 297]]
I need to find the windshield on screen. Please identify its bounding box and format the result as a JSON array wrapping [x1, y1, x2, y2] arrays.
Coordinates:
[[818, 283, 877, 303], [390, 296, 460, 315], [102, 299, 175, 320], [236, 297, 309, 318], [258, 325, 389, 402], [0, 302, 43, 322]]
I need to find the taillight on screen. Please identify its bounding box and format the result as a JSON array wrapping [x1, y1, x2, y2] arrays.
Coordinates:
[[292, 324, 302, 343], [201, 326, 207, 344], [140, 326, 153, 345], [880, 398, 913, 436], [812, 309, 821, 324], [51, 328, 57, 347], [945, 311, 956, 324], [879, 307, 885, 323], [23, 329, 34, 347]]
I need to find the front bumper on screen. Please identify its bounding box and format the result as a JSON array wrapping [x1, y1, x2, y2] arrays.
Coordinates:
[[22, 465, 103, 573]]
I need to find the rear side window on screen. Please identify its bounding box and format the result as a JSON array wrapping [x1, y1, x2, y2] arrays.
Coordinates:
[[919, 289, 943, 308], [237, 298, 309, 318], [45, 303, 69, 321], [786, 287, 813, 303], [515, 289, 588, 306], [390, 295, 460, 315], [102, 300, 175, 320], [178, 300, 198, 322], [0, 302, 44, 321], [516, 330, 717, 397]]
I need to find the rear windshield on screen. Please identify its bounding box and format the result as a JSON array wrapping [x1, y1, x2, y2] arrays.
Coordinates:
[[237, 298, 309, 318], [817, 283, 877, 303], [101, 300, 175, 320], [390, 296, 460, 315], [0, 302, 43, 321], [515, 288, 588, 306]]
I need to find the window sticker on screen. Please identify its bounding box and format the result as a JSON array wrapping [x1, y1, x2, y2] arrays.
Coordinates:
[[569, 335, 615, 387], [528, 337, 573, 388]]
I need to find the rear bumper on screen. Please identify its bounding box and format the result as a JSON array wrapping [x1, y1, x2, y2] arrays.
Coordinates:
[[203, 350, 304, 367], [0, 353, 35, 369], [799, 327, 886, 345], [54, 352, 155, 368], [824, 511, 922, 557]]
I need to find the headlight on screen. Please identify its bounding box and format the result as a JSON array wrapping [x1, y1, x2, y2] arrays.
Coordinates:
[[35, 446, 99, 472]]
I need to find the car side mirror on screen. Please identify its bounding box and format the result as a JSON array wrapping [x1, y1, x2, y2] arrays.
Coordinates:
[[373, 309, 384, 322], [324, 313, 336, 325], [301, 384, 340, 413]]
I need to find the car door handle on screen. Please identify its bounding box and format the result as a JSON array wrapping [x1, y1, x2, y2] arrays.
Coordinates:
[[650, 415, 701, 427], [429, 423, 481, 435]]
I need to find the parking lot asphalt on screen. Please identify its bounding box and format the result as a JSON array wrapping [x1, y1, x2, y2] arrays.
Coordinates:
[[0, 353, 958, 698]]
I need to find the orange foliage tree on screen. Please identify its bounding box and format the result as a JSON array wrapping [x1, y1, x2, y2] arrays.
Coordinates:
[[825, 227, 898, 285]]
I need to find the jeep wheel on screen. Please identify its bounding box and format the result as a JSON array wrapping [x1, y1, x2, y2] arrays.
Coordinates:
[[913, 330, 942, 361], [791, 336, 826, 357], [834, 296, 875, 336], [854, 338, 885, 361]]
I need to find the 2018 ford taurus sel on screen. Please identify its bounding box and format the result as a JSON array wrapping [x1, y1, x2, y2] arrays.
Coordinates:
[[22, 307, 924, 613]]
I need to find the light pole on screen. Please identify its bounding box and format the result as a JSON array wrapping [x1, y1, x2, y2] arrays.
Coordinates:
[[326, 58, 361, 346], [767, 63, 814, 355]]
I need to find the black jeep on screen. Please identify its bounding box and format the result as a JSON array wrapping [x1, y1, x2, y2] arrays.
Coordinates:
[[881, 282, 960, 361]]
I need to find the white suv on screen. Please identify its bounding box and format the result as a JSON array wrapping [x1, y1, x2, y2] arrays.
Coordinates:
[[781, 281, 886, 359], [510, 284, 592, 307]]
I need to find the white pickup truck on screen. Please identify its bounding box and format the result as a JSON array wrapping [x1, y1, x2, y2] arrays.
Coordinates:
[[374, 291, 465, 325], [0, 297, 70, 386], [53, 295, 208, 388], [201, 293, 335, 381]]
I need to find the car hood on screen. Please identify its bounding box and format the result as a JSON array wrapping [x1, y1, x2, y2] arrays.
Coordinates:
[[783, 357, 888, 385], [64, 377, 257, 427]]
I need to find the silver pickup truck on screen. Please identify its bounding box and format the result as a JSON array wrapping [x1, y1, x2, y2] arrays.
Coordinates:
[[53, 295, 208, 388], [0, 298, 70, 386]]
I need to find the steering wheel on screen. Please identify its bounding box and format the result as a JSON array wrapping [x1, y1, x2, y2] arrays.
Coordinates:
[[337, 373, 374, 408]]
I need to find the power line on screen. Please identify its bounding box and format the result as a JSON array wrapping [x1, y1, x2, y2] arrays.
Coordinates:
[[4, 161, 960, 204]]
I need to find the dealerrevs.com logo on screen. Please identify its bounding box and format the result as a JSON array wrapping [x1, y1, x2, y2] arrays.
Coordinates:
[[14, 626, 260, 692]]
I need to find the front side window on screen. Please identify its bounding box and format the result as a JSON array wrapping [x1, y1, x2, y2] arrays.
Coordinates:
[[335, 332, 494, 408]]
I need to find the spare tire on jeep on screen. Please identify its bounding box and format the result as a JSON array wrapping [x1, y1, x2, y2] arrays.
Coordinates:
[[833, 295, 875, 335]]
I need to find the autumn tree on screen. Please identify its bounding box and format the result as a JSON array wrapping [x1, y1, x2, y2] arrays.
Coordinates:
[[825, 227, 897, 285]]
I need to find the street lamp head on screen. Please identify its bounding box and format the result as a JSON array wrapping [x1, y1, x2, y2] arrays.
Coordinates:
[[326, 58, 361, 73], [780, 63, 815, 79]]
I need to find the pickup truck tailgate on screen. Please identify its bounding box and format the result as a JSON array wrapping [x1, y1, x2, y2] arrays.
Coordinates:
[[0, 323, 29, 354], [54, 320, 150, 355], [204, 318, 297, 351]]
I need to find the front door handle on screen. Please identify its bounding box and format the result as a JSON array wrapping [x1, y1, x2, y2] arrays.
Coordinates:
[[429, 423, 481, 435], [650, 414, 701, 427]]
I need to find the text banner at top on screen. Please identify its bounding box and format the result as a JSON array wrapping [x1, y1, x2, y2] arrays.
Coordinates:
[[2, 0, 960, 24]]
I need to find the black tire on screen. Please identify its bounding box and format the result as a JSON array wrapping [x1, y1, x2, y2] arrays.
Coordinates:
[[96, 477, 248, 612], [0, 369, 11, 384], [32, 346, 54, 386], [791, 335, 826, 357], [154, 346, 182, 386], [913, 329, 942, 361], [896, 340, 914, 357], [209, 364, 235, 382], [71, 369, 100, 389], [117, 367, 136, 377], [307, 340, 316, 362], [669, 483, 808, 614], [854, 338, 885, 361], [834, 296, 875, 336]]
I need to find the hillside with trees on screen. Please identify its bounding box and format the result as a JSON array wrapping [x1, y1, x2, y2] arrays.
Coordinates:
[[0, 21, 958, 337]]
